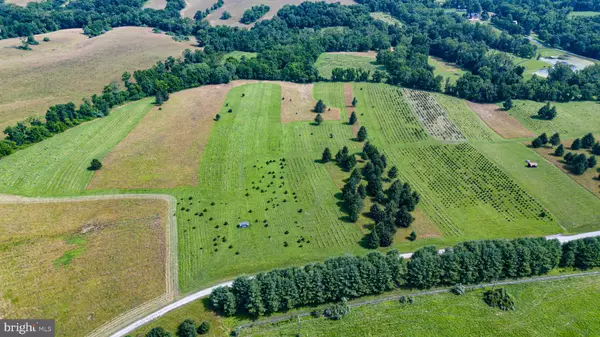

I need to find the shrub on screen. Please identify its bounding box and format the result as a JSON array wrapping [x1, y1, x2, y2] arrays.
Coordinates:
[[89, 159, 102, 170], [43, 36, 50, 42], [483, 288, 515, 311], [197, 321, 210, 335], [311, 309, 323, 318], [146, 327, 171, 337], [399, 295, 414, 304], [408, 230, 417, 241], [324, 301, 350, 320], [215, 114, 221, 121], [177, 319, 196, 337], [220, 11, 231, 20], [503, 98, 513, 110], [451, 283, 466, 295], [314, 113, 323, 125]]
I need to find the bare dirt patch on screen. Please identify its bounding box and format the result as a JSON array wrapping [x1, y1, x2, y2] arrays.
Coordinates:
[[0, 27, 196, 131], [89, 81, 255, 189], [0, 198, 168, 337], [279, 82, 340, 123], [467, 101, 536, 139], [197, 0, 356, 27]]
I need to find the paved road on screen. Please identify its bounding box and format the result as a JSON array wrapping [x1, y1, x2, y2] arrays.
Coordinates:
[[108, 230, 600, 337]]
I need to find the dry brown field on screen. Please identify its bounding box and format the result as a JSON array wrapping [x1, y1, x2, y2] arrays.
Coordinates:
[[0, 27, 196, 130], [0, 198, 169, 337], [467, 101, 536, 138]]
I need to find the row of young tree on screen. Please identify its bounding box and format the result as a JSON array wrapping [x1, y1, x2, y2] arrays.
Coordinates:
[[209, 236, 600, 317]]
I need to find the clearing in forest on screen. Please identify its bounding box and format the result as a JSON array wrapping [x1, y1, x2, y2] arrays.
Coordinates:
[[315, 52, 382, 79], [475, 141, 600, 232], [370, 12, 403, 26], [0, 27, 195, 131], [194, 0, 356, 26], [0, 198, 168, 337], [404, 89, 465, 141], [144, 0, 167, 9], [507, 100, 600, 138], [467, 101, 536, 139], [89, 82, 254, 189], [351, 83, 429, 144], [386, 143, 561, 239], [243, 275, 600, 336], [0, 99, 153, 196], [280, 82, 340, 123], [428, 56, 466, 85], [434, 94, 498, 141]]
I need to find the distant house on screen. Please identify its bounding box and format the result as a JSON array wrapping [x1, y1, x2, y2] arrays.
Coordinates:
[[238, 221, 250, 228]]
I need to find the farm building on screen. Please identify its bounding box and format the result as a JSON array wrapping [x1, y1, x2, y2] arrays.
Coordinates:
[[238, 222, 250, 228], [525, 160, 538, 168]]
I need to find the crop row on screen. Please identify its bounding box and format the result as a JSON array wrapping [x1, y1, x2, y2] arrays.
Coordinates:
[[404, 89, 465, 141]]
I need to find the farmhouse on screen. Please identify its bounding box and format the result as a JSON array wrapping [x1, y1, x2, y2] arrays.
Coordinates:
[[238, 221, 250, 228]]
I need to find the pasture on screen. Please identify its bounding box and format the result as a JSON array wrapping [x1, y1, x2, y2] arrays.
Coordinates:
[[0, 99, 153, 196], [507, 100, 600, 138], [0, 198, 168, 337], [0, 27, 195, 131], [568, 11, 600, 17], [244, 274, 600, 336], [315, 52, 382, 79], [89, 83, 248, 190]]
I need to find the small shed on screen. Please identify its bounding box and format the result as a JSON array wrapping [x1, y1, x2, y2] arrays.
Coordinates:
[[238, 221, 250, 228]]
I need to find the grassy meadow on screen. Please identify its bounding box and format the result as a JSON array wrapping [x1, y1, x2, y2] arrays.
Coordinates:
[[0, 27, 195, 131], [0, 198, 168, 337], [429, 56, 467, 85], [0, 99, 153, 196], [243, 274, 600, 336], [370, 12, 403, 25], [507, 100, 600, 138], [315, 53, 382, 79]]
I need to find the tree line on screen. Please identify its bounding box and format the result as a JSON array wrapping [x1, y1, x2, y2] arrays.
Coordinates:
[[209, 236, 600, 317]]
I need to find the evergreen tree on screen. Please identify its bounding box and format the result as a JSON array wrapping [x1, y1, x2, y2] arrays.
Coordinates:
[[387, 166, 398, 179], [571, 138, 581, 150], [352, 97, 358, 106], [588, 155, 597, 168], [314, 100, 325, 113], [314, 113, 323, 125], [177, 319, 197, 337], [539, 133, 548, 145], [366, 230, 380, 249], [531, 137, 542, 148], [550, 132, 561, 146], [348, 111, 357, 125], [554, 144, 564, 156], [89, 159, 102, 170], [408, 230, 417, 241], [592, 142, 600, 155], [503, 98, 513, 110], [357, 184, 367, 199], [341, 154, 357, 171], [197, 321, 211, 335], [214, 114, 221, 121], [357, 126, 368, 142], [564, 152, 574, 163], [573, 161, 587, 175], [581, 133, 595, 148], [322, 147, 332, 163], [370, 204, 384, 222]]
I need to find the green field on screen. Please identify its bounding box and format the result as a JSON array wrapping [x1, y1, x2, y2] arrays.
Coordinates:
[[315, 53, 383, 79], [224, 51, 258, 60], [370, 12, 403, 26], [433, 93, 499, 141], [429, 56, 467, 85], [244, 274, 600, 336], [568, 11, 600, 17], [507, 100, 600, 138], [0, 99, 153, 196]]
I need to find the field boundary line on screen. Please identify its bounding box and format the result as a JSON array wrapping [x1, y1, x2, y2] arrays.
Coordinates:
[[234, 270, 600, 333], [0, 193, 178, 337]]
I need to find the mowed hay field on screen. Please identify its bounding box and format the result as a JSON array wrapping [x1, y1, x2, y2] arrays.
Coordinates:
[[89, 83, 250, 190], [315, 52, 381, 79], [192, 0, 356, 26], [0, 99, 153, 196], [0, 27, 195, 130], [507, 100, 600, 138], [244, 275, 600, 336], [0, 198, 168, 337]]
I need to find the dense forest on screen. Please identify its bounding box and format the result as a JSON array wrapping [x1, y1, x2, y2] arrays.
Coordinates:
[[2, 0, 600, 158]]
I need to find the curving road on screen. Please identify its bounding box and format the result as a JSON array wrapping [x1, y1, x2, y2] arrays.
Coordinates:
[[107, 230, 600, 337]]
